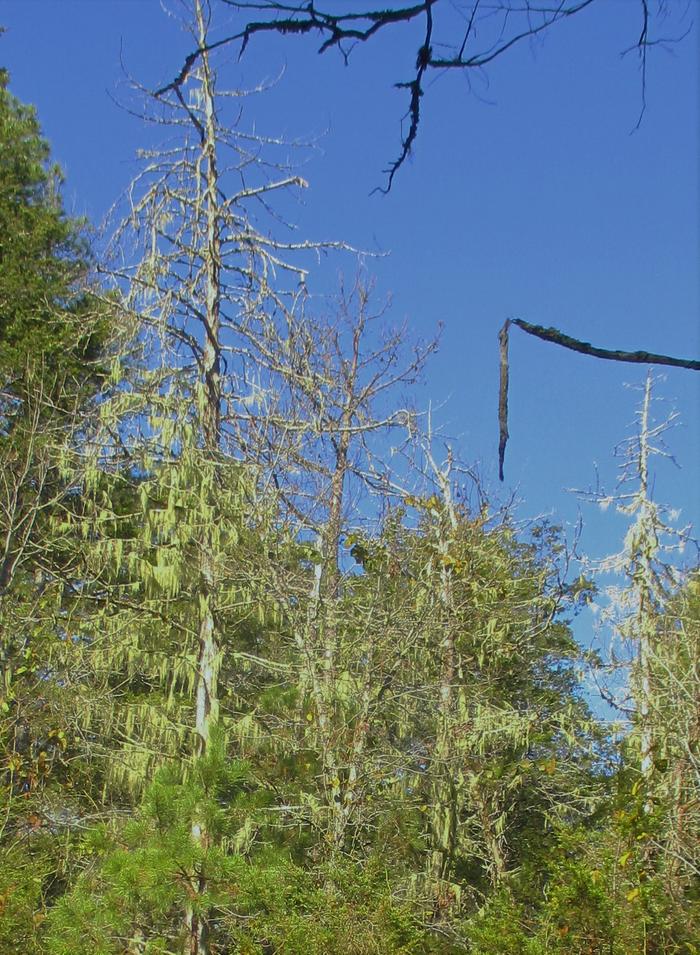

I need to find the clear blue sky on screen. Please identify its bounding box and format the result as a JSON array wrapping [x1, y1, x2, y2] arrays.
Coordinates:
[[2, 0, 698, 592]]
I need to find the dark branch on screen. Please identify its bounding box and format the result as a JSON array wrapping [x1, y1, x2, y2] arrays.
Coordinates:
[[511, 318, 700, 371], [157, 1, 689, 191], [498, 319, 510, 482], [155, 32, 243, 96], [498, 318, 700, 481], [159, 1, 607, 190], [375, 0, 435, 194], [429, 0, 596, 71]]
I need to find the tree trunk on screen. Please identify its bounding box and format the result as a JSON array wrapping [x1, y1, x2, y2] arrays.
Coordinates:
[[427, 456, 459, 891], [185, 4, 223, 952]]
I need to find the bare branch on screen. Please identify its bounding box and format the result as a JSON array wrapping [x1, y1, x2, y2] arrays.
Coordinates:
[[510, 318, 700, 371], [498, 317, 699, 481], [152, 0, 692, 191]]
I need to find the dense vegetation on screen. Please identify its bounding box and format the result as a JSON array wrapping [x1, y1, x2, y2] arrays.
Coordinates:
[[1, 5, 698, 953]]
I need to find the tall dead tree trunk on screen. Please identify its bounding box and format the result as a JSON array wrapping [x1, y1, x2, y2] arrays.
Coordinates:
[[635, 374, 655, 786], [186, 5, 222, 952]]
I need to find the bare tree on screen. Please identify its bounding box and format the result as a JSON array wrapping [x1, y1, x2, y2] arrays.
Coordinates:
[[235, 276, 438, 850]]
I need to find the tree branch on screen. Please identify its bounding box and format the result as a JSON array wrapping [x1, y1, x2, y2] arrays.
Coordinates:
[[158, 0, 617, 191], [511, 318, 700, 371], [498, 317, 700, 481]]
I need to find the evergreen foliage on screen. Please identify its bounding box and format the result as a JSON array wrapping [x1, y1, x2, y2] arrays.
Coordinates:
[[0, 69, 111, 924], [0, 69, 104, 404]]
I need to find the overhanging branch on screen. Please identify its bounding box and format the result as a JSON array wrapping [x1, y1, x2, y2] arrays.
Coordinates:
[[157, 0, 626, 192], [498, 318, 700, 481], [510, 318, 700, 371]]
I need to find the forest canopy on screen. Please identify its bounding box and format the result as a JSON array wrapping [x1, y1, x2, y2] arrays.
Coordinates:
[[0, 3, 698, 954]]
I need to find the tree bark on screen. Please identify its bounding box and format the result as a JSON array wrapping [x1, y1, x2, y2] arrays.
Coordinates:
[[186, 5, 223, 952]]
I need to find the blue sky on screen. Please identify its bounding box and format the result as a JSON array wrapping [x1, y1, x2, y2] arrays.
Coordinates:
[[2, 0, 698, 595]]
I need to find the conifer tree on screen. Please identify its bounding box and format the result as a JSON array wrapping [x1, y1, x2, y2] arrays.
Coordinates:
[[43, 2, 332, 951], [0, 67, 115, 955], [386, 460, 600, 905], [0, 65, 109, 838], [585, 373, 691, 782], [578, 372, 700, 948], [0, 66, 106, 603]]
